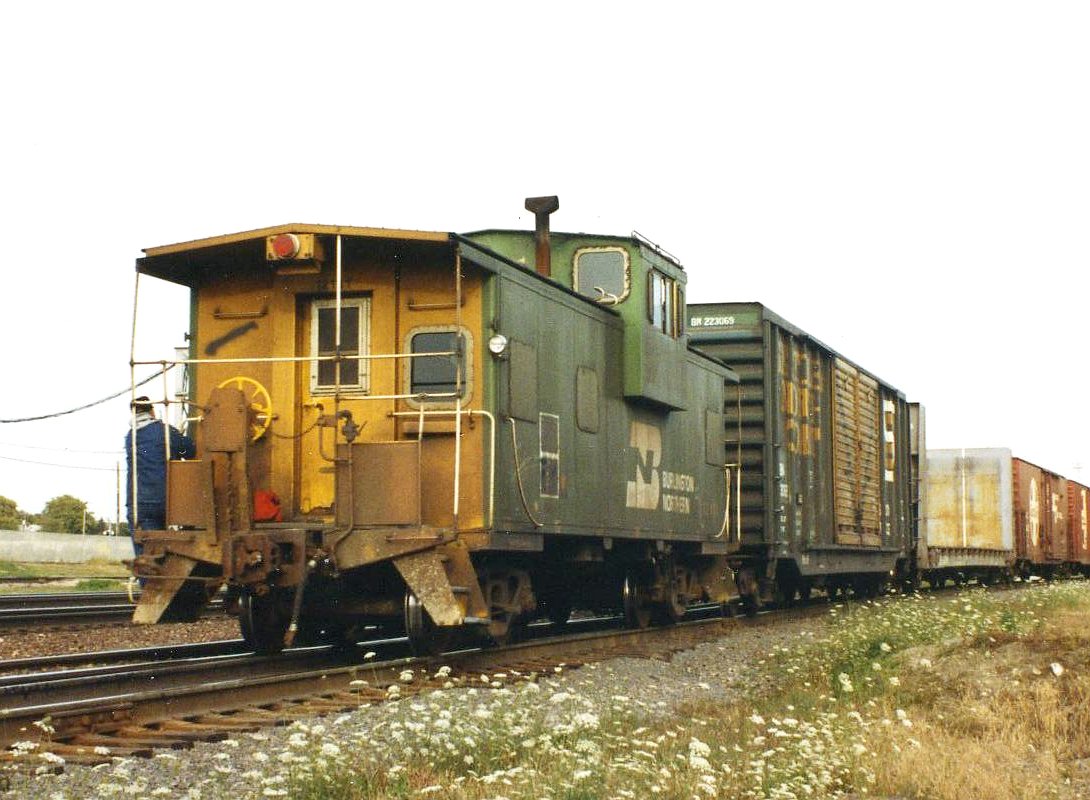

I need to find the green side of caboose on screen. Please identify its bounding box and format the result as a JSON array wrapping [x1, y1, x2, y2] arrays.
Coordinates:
[[460, 233, 733, 547], [465, 230, 691, 412]]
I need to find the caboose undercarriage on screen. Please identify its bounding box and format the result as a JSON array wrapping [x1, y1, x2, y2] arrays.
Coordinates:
[[131, 384, 733, 654]]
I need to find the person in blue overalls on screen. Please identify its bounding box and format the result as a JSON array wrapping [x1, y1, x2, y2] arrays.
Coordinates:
[[124, 396, 195, 557]]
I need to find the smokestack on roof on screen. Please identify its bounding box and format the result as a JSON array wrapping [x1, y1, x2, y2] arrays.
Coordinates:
[[524, 195, 559, 278]]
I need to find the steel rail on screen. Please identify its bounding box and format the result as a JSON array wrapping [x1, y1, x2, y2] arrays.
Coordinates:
[[0, 605, 785, 757]]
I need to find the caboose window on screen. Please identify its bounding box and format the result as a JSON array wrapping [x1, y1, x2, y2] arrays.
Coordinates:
[[648, 270, 678, 337], [310, 298, 370, 394], [573, 246, 630, 304], [405, 326, 473, 407]]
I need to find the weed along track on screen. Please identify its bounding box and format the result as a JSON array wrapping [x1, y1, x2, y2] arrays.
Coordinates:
[[0, 602, 828, 771], [2, 582, 1085, 799]]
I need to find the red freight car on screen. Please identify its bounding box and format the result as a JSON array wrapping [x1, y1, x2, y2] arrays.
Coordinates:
[[1012, 458, 1068, 578], [1066, 479, 1090, 575]]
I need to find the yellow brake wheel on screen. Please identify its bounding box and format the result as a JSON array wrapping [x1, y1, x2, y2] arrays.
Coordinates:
[[217, 376, 273, 441]]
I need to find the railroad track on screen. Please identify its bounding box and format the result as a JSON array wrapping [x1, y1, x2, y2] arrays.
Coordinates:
[[1, 581, 1020, 771], [0, 590, 224, 629], [0, 602, 826, 770]]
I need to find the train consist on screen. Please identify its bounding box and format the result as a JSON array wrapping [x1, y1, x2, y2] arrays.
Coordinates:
[[126, 198, 1088, 654], [921, 449, 1090, 584]]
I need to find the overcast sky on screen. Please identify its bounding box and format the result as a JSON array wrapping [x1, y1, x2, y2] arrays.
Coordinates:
[[1, 2, 1087, 523]]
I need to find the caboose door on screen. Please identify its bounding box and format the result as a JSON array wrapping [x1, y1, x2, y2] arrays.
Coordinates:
[[293, 294, 378, 518]]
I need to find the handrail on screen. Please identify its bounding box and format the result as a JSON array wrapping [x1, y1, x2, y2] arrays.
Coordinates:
[[133, 350, 458, 367], [389, 409, 496, 529], [508, 417, 543, 528], [717, 462, 742, 541]]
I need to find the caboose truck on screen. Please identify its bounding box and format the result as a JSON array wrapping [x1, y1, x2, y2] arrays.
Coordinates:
[[129, 197, 737, 654]]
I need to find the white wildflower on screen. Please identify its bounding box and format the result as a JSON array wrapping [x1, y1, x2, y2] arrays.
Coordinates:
[[879, 642, 892, 653], [689, 737, 712, 758], [399, 669, 415, 683], [689, 754, 713, 771], [572, 712, 600, 729]]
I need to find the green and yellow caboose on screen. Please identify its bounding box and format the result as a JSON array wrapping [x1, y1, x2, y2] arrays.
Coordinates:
[[130, 197, 737, 653]]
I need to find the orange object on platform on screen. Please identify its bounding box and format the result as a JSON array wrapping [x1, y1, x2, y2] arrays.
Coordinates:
[[253, 489, 283, 523]]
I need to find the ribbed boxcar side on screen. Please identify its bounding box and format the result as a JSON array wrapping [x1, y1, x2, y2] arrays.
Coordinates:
[[919, 449, 1015, 584], [1013, 458, 1068, 578], [1065, 479, 1090, 574], [688, 302, 914, 602]]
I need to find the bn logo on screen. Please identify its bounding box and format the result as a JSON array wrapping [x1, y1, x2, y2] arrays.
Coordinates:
[[626, 422, 661, 510]]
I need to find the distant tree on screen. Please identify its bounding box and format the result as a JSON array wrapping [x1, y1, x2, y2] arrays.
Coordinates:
[[39, 495, 90, 534], [0, 495, 20, 531], [88, 516, 111, 535]]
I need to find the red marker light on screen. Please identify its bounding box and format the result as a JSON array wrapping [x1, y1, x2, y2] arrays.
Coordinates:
[[271, 233, 300, 259]]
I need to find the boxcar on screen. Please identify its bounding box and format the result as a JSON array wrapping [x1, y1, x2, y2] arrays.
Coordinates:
[[130, 202, 738, 653], [686, 303, 914, 606], [1067, 479, 1090, 575], [917, 448, 1015, 585], [1013, 458, 1068, 578]]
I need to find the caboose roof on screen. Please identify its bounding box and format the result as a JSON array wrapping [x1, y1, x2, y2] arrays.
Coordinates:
[[138, 223, 453, 286]]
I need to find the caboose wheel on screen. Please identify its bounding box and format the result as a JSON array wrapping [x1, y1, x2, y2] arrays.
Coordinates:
[[622, 570, 652, 629], [404, 591, 452, 656], [540, 597, 573, 626], [536, 585, 573, 626], [239, 588, 290, 655]]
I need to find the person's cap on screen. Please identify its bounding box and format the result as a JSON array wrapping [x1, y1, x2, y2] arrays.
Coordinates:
[[131, 396, 154, 413]]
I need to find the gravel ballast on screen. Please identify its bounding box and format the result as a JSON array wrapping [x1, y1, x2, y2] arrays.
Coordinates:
[[2, 617, 819, 798]]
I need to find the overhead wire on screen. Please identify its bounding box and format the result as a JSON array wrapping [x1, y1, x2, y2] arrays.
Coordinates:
[[0, 441, 124, 455], [0, 366, 173, 424], [0, 455, 117, 472]]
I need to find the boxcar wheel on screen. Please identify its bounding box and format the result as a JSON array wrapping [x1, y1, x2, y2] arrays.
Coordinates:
[[239, 589, 290, 656], [622, 570, 653, 629]]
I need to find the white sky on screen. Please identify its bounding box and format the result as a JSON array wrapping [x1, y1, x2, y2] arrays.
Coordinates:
[[1, 2, 1087, 522]]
